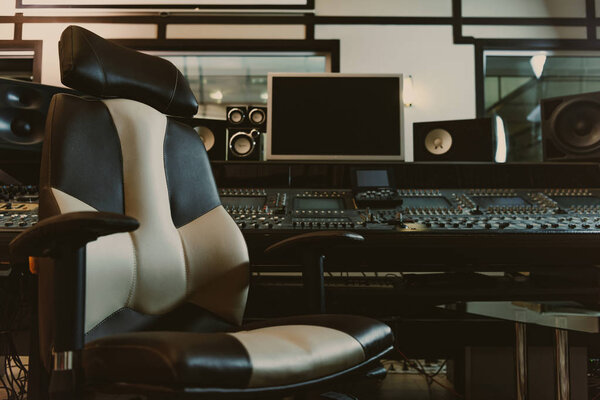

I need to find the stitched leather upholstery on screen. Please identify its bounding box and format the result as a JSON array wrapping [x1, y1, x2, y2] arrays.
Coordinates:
[[84, 315, 393, 388], [35, 25, 395, 394], [59, 25, 198, 117]]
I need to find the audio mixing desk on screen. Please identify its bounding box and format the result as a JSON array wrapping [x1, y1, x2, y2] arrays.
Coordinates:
[[3, 162, 600, 269]]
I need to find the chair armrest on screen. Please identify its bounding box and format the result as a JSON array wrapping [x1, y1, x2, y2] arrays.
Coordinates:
[[264, 230, 365, 256], [263, 231, 364, 314], [10, 211, 139, 258]]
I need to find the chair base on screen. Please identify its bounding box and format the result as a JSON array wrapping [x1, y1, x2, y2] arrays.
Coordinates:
[[84, 347, 392, 400]]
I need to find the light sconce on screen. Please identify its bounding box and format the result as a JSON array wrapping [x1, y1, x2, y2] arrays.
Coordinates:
[[530, 54, 547, 79], [403, 75, 415, 107], [209, 90, 223, 101], [494, 115, 507, 163]]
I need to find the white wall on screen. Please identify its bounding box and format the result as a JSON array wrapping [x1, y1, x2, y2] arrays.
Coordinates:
[[21, 23, 157, 86], [6, 0, 591, 160], [316, 25, 475, 161]]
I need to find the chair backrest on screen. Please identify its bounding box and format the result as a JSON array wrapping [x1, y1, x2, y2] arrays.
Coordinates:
[[37, 25, 249, 368]]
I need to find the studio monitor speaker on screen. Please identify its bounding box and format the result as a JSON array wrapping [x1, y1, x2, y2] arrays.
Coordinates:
[[0, 78, 75, 149], [174, 117, 227, 160], [541, 91, 600, 161], [413, 117, 494, 162], [226, 105, 267, 160]]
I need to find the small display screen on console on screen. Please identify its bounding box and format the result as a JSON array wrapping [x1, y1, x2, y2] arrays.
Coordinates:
[[551, 196, 600, 208], [221, 196, 266, 209], [356, 170, 390, 188], [294, 198, 345, 210], [472, 196, 530, 208], [400, 196, 451, 209]]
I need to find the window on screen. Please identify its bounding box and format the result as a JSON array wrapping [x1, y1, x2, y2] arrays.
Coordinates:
[[122, 39, 339, 119], [484, 50, 600, 161], [155, 51, 330, 117]]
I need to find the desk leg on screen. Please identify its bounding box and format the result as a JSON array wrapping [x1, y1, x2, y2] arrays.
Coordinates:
[[555, 329, 570, 400], [515, 322, 528, 400]]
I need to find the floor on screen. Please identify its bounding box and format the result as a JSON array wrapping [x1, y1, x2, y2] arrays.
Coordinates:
[[0, 358, 457, 400]]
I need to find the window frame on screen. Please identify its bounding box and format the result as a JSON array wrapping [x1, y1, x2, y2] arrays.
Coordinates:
[[0, 40, 42, 83]]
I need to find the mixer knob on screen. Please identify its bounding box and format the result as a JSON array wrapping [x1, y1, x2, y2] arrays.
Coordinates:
[[526, 224, 534, 229], [582, 224, 590, 229], [452, 223, 459, 228], [568, 224, 577, 229], [484, 223, 492, 229], [293, 221, 297, 227]]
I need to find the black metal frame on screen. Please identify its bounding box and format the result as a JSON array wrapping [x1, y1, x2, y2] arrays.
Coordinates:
[[463, 0, 600, 117], [0, 40, 42, 83], [114, 38, 340, 72], [15, 0, 314, 10]]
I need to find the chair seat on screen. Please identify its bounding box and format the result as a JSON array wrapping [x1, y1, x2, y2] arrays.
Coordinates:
[[83, 314, 393, 391]]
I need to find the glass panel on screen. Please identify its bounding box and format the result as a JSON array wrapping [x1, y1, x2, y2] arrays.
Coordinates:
[[484, 51, 600, 161], [153, 52, 328, 117], [0, 51, 34, 81]]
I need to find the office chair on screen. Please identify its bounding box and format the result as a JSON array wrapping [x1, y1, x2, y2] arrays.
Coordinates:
[[10, 26, 394, 399]]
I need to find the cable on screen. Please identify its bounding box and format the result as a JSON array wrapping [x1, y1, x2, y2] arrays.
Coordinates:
[[395, 348, 464, 399]]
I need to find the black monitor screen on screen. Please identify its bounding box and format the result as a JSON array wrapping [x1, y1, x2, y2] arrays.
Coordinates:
[[268, 75, 402, 159], [356, 169, 390, 188]]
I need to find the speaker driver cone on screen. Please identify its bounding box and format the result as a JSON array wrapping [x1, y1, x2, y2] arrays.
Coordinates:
[[229, 131, 255, 157], [249, 108, 266, 125], [551, 99, 600, 154], [194, 126, 215, 151], [424, 128, 453, 155], [0, 109, 45, 145], [227, 107, 245, 125]]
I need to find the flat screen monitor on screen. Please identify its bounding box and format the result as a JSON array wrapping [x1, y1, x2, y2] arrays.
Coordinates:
[[267, 73, 404, 160]]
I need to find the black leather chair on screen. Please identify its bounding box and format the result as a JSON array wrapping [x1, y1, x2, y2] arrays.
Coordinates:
[[10, 25, 394, 400]]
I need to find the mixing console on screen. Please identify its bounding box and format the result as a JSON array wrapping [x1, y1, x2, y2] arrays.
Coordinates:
[[219, 187, 600, 233], [3, 185, 600, 234], [0, 185, 38, 231]]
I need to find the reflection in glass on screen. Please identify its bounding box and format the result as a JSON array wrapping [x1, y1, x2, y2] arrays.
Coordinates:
[[153, 52, 328, 117], [484, 51, 600, 161], [0, 51, 34, 81]]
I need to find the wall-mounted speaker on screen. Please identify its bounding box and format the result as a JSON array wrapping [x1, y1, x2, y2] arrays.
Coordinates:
[[225, 105, 267, 160], [413, 117, 494, 162], [541, 91, 600, 161], [0, 78, 76, 150], [175, 117, 227, 161], [226, 128, 262, 160]]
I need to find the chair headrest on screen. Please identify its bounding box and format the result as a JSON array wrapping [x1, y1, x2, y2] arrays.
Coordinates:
[[58, 25, 198, 117]]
